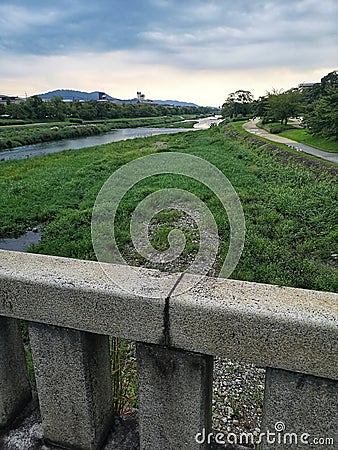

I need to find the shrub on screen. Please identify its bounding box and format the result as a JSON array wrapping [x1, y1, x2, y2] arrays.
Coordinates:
[[269, 124, 293, 134]]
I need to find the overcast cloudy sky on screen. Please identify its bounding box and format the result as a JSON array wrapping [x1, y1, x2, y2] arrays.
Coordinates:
[[0, 0, 337, 105]]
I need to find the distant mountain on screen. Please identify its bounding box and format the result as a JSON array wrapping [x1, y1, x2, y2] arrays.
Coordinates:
[[35, 89, 199, 107], [118, 97, 199, 107], [37, 89, 120, 102], [153, 99, 199, 107]]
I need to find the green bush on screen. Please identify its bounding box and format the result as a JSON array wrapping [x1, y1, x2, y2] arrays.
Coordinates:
[[267, 123, 295, 134], [231, 116, 250, 122], [269, 125, 288, 134], [69, 118, 84, 124]]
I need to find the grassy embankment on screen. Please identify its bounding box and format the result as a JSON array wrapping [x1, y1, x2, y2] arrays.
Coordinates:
[[0, 115, 197, 151], [231, 120, 338, 168], [255, 120, 338, 153], [1, 126, 337, 291], [278, 128, 338, 153], [1, 125, 337, 412]]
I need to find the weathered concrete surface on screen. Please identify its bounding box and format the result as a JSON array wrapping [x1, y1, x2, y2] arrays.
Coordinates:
[[0, 317, 31, 428], [0, 398, 43, 450], [0, 250, 180, 345], [1, 250, 337, 380], [2, 250, 337, 449], [28, 323, 113, 450], [169, 273, 338, 381], [0, 407, 251, 450], [261, 368, 338, 449], [136, 343, 213, 450]]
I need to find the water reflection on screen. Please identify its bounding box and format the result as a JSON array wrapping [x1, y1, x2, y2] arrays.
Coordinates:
[[0, 127, 193, 161], [0, 228, 41, 252]]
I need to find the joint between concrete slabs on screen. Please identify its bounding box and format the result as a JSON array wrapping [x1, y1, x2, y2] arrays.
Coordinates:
[[163, 273, 338, 381], [161, 273, 184, 347]]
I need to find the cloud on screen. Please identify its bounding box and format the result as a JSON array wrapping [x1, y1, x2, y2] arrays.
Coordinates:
[[0, 49, 334, 106], [0, 0, 147, 54], [137, 0, 338, 70], [0, 0, 337, 103], [0, 0, 337, 70]]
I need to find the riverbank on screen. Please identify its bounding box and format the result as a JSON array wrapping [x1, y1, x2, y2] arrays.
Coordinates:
[[1, 126, 336, 288], [0, 115, 197, 151], [0, 115, 223, 161], [242, 119, 338, 164], [0, 127, 195, 161], [1, 126, 337, 447], [255, 120, 338, 153]]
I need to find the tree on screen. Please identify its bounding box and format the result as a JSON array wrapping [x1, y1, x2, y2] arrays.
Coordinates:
[[304, 86, 338, 140], [265, 89, 303, 125], [45, 96, 66, 121], [6, 102, 29, 120], [301, 69, 338, 140], [221, 90, 254, 118], [302, 71, 338, 106], [77, 102, 97, 120], [252, 96, 269, 118], [320, 70, 338, 92], [24, 96, 46, 120], [304, 83, 321, 104]]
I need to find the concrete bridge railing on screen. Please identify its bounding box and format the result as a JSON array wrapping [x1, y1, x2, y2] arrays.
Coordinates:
[[0, 249, 337, 449]]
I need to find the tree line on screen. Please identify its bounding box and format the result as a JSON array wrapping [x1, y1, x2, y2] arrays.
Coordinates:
[[221, 70, 338, 140], [0, 96, 214, 123]]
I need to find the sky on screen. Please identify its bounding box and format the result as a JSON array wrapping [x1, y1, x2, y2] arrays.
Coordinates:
[[0, 0, 337, 106]]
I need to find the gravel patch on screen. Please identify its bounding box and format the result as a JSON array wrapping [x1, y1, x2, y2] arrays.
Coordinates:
[[0, 358, 265, 450], [212, 358, 266, 448]]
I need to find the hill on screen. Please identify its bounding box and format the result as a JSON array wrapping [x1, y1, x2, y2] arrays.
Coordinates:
[[37, 89, 120, 102], [153, 99, 199, 107], [36, 89, 199, 107]]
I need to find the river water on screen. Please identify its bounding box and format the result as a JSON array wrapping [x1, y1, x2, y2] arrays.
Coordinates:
[[0, 116, 223, 251], [0, 229, 42, 252], [0, 127, 193, 161], [0, 116, 223, 161]]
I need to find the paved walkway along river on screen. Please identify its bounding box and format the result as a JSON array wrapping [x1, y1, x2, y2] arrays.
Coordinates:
[[243, 119, 338, 165]]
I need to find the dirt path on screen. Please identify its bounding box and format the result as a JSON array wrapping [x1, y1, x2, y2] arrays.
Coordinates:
[[243, 119, 338, 165]]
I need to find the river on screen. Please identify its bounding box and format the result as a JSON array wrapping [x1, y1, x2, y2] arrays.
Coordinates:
[[0, 116, 223, 162], [0, 116, 223, 251], [0, 127, 191, 161]]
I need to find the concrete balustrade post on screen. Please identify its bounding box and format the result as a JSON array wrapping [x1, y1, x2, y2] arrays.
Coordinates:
[[136, 342, 213, 450], [0, 317, 31, 428], [28, 323, 113, 450], [261, 368, 338, 449]]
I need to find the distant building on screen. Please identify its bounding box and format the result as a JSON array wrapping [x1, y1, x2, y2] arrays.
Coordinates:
[[298, 82, 315, 90], [98, 92, 108, 101], [137, 91, 153, 103], [0, 94, 22, 104], [137, 91, 145, 102]]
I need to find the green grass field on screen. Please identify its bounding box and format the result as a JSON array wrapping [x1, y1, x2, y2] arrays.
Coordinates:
[[231, 120, 256, 136], [232, 120, 338, 166], [254, 120, 338, 153], [1, 126, 337, 293], [278, 128, 338, 153]]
